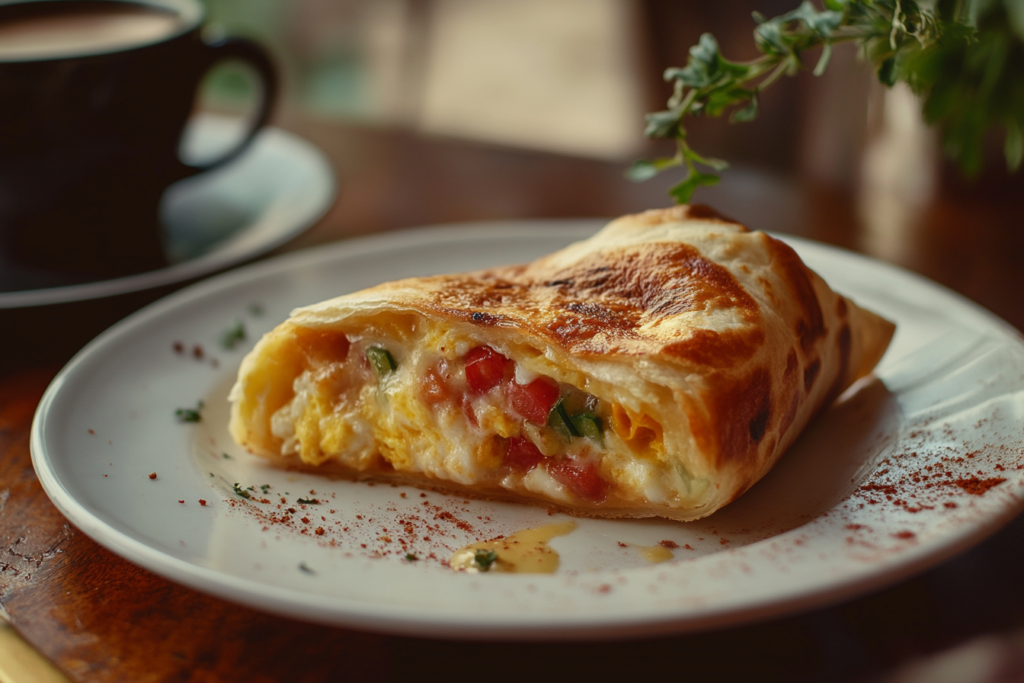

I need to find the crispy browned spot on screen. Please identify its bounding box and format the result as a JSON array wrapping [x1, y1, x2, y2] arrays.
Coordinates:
[[547, 244, 757, 320], [685, 204, 742, 224], [803, 358, 821, 393], [704, 365, 773, 467], [777, 349, 801, 433], [662, 328, 764, 368], [836, 297, 848, 318], [766, 237, 824, 354], [422, 242, 759, 355], [824, 324, 852, 406]]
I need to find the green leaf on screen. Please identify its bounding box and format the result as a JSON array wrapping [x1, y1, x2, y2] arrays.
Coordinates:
[[1007, 0, 1024, 42], [684, 146, 729, 171], [232, 483, 251, 499], [877, 56, 898, 86], [626, 160, 660, 182], [704, 85, 753, 117], [668, 171, 720, 205], [643, 109, 681, 138], [668, 34, 722, 88], [1006, 122, 1024, 171], [785, 1, 843, 36], [625, 156, 682, 182], [813, 42, 834, 76], [755, 19, 790, 56], [731, 94, 760, 122]]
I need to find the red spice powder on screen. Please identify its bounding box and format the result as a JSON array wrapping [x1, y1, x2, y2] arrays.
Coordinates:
[[659, 540, 679, 549], [199, 499, 207, 506], [953, 477, 1006, 496], [148, 472, 157, 480]]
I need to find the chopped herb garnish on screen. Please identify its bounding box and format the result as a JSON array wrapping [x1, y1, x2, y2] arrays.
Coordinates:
[[175, 400, 204, 423], [473, 548, 499, 572], [221, 452, 232, 459], [220, 320, 247, 350], [297, 497, 320, 505], [366, 346, 397, 378], [260, 484, 271, 493], [405, 553, 418, 562], [232, 483, 251, 499], [298, 562, 315, 574], [248, 303, 264, 316]]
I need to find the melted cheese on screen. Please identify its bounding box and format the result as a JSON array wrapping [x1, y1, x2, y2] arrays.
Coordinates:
[[267, 325, 688, 508]]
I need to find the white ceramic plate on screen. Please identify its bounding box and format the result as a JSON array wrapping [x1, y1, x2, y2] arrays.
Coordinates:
[[1, 113, 334, 308], [30, 222, 1024, 639]]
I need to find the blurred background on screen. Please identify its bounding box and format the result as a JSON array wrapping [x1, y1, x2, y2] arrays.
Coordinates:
[[198, 0, 820, 166], [190, 0, 1023, 335]]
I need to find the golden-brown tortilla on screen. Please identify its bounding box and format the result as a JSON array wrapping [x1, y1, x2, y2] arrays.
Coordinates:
[[229, 206, 895, 520]]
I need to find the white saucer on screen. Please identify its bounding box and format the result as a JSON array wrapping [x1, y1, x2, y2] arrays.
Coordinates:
[[0, 113, 335, 309]]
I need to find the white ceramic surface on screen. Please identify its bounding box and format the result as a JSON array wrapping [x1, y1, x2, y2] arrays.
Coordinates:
[[1, 113, 334, 308], [30, 222, 1024, 639]]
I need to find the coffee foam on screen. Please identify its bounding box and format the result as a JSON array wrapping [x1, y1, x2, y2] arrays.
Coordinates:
[[0, 3, 182, 60]]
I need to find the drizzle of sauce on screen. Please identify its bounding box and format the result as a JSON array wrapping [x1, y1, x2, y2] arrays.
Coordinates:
[[449, 521, 577, 573], [637, 544, 674, 563], [616, 541, 676, 563]]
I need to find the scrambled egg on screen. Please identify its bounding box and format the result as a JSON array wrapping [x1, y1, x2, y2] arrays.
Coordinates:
[[268, 327, 685, 507]]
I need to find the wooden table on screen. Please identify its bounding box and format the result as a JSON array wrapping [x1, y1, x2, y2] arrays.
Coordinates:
[[3, 111, 1024, 682]]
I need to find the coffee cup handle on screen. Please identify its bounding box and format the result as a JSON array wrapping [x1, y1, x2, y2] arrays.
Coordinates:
[[177, 36, 278, 178]]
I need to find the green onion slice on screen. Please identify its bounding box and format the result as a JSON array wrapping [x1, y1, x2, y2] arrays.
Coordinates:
[[571, 412, 604, 443], [366, 346, 397, 377], [547, 398, 580, 439]]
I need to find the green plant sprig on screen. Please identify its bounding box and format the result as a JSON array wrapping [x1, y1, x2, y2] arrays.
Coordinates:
[[630, 0, 1023, 204]]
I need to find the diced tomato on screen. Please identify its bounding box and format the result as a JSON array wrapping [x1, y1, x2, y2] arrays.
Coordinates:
[[464, 346, 511, 394], [422, 366, 451, 406], [506, 376, 559, 424], [548, 458, 609, 502], [504, 436, 545, 471]]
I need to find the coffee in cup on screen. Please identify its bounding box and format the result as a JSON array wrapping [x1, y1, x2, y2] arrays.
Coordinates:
[[0, 0, 277, 281]]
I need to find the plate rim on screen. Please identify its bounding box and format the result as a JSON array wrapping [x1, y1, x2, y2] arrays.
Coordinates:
[[29, 220, 1024, 639]]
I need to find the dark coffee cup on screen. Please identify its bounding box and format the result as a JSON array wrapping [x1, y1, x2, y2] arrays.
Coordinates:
[[0, 0, 276, 281]]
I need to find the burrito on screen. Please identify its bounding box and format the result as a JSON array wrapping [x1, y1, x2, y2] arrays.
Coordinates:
[[229, 206, 895, 521]]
